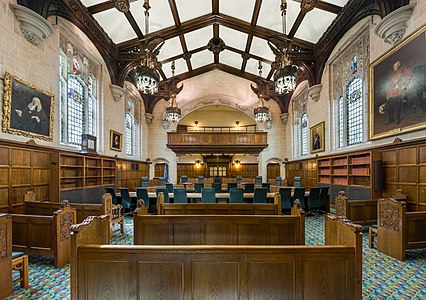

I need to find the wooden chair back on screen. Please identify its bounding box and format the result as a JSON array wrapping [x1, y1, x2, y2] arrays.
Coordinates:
[[0, 214, 12, 299]]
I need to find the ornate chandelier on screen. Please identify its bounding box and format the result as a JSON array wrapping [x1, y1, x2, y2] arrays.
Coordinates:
[[164, 61, 181, 123], [254, 61, 271, 123], [135, 0, 162, 95], [272, 0, 297, 94]]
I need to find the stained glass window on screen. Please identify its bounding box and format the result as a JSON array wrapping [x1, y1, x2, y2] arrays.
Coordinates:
[[301, 113, 308, 156], [125, 112, 134, 156], [59, 48, 97, 146], [331, 26, 369, 149]]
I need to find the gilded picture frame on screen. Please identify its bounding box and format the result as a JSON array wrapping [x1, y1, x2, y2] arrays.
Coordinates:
[[2, 72, 54, 141], [310, 121, 325, 153], [369, 24, 426, 140], [110, 130, 122, 151]]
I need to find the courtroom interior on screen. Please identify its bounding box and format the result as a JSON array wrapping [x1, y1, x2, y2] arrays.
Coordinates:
[[0, 0, 426, 299]]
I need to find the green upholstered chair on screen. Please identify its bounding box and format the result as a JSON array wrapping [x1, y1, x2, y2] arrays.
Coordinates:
[[253, 187, 267, 203], [243, 183, 254, 193], [292, 187, 306, 209], [201, 188, 216, 203], [194, 182, 204, 193], [279, 187, 292, 214], [227, 182, 238, 192], [156, 188, 170, 203], [173, 188, 188, 204], [229, 188, 244, 203]]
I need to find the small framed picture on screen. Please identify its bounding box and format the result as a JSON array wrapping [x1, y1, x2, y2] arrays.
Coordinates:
[[110, 130, 122, 151], [81, 134, 97, 153], [310, 121, 325, 153]]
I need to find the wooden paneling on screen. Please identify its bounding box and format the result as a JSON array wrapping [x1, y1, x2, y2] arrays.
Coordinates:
[[116, 159, 148, 190], [134, 215, 304, 246], [287, 158, 317, 187], [267, 163, 280, 182], [378, 144, 426, 211], [0, 214, 12, 300]]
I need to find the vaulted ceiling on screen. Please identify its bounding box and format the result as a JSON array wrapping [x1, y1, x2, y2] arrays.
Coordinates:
[[19, 0, 410, 113]]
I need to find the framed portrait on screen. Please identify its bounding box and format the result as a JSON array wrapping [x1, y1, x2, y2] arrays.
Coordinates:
[[369, 24, 426, 140], [110, 130, 122, 151], [310, 121, 325, 154], [2, 72, 54, 141]]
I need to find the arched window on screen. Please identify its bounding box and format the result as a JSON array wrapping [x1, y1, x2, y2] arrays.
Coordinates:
[[331, 26, 369, 149], [301, 113, 308, 156], [59, 43, 97, 146], [125, 112, 134, 156]]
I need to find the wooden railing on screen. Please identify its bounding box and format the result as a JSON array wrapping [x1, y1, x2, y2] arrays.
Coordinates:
[[167, 131, 268, 154]]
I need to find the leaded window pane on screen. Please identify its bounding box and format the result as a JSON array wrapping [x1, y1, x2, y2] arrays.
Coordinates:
[[67, 76, 85, 145], [347, 77, 363, 146], [301, 113, 308, 156], [125, 113, 133, 156]]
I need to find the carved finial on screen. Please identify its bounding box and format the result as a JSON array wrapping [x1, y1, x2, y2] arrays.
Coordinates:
[[61, 200, 69, 207]]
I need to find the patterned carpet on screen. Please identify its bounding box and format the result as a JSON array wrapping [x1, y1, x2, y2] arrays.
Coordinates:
[[6, 215, 426, 299]]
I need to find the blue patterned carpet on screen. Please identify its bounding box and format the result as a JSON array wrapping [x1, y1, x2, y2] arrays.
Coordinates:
[[6, 215, 426, 299]]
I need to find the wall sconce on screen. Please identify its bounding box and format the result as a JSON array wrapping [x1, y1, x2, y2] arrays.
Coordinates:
[[194, 120, 198, 128], [195, 159, 202, 168], [236, 121, 240, 128], [234, 159, 241, 168]]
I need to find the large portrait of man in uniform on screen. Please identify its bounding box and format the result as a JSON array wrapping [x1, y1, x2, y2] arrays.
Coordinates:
[[369, 24, 426, 140], [2, 73, 54, 141]]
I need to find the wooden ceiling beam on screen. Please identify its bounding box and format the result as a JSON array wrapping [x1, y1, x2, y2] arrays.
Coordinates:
[[168, 0, 181, 26], [287, 10, 306, 39], [124, 11, 144, 39], [251, 0, 263, 26], [117, 14, 314, 51], [316, 1, 342, 14], [87, 0, 139, 15], [212, 0, 219, 15]]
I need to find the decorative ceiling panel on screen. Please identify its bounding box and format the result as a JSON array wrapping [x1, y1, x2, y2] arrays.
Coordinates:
[[219, 0, 256, 23], [191, 51, 214, 70], [162, 58, 188, 78], [220, 50, 243, 70], [323, 0, 350, 6], [295, 8, 336, 43], [176, 0, 211, 23], [250, 36, 275, 61], [157, 36, 183, 61], [80, 0, 104, 6], [131, 0, 174, 34], [245, 58, 272, 78], [257, 0, 300, 34], [93, 9, 137, 44], [184, 26, 213, 51], [220, 26, 248, 51]]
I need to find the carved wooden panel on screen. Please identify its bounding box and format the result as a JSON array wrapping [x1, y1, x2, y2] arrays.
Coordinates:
[[60, 212, 74, 241], [335, 191, 347, 217], [380, 203, 400, 231], [0, 223, 6, 258]]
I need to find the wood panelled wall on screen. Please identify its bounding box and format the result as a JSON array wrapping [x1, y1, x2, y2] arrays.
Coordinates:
[[116, 159, 149, 191], [267, 163, 280, 181], [287, 159, 317, 188], [176, 163, 258, 180], [177, 163, 205, 179], [0, 145, 50, 213], [377, 143, 426, 211]]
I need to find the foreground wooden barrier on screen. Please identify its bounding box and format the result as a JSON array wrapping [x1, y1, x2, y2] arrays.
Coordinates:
[[0, 214, 12, 299], [335, 191, 377, 226], [157, 191, 282, 215], [133, 203, 305, 245], [24, 194, 123, 237], [377, 197, 426, 260], [11, 203, 76, 267], [71, 214, 362, 300]]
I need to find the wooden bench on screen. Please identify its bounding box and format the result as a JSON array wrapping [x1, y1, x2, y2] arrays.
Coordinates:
[[11, 203, 76, 268], [375, 197, 426, 260], [133, 201, 305, 245], [335, 191, 377, 226], [157, 191, 282, 215], [23, 193, 123, 236], [70, 214, 362, 300]]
